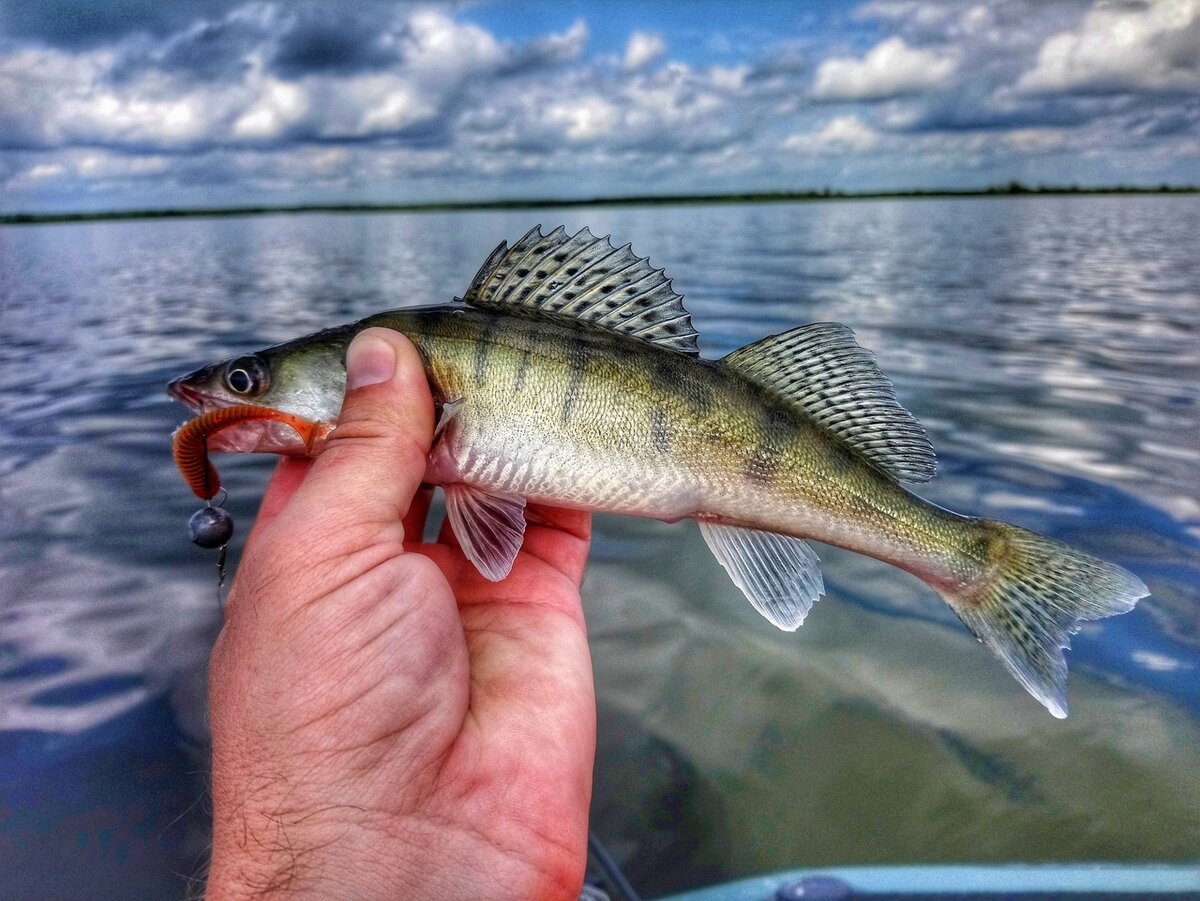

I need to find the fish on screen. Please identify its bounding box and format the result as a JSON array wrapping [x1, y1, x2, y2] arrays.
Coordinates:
[[168, 225, 1147, 717]]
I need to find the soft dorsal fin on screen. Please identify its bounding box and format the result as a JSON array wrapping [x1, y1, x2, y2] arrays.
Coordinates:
[[462, 225, 701, 354], [724, 323, 937, 483]]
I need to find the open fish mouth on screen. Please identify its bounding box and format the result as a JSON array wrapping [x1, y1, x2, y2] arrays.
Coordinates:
[[166, 376, 219, 414]]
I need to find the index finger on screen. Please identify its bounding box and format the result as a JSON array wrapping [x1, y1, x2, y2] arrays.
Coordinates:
[[518, 503, 592, 586], [249, 455, 313, 538]]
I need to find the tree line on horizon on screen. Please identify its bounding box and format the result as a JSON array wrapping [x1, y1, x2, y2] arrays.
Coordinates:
[[3, 181, 1197, 225]]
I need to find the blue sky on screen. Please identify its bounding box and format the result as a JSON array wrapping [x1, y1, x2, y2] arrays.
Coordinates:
[[2, 0, 1198, 213]]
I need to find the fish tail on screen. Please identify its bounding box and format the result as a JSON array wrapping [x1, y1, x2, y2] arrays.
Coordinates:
[[940, 520, 1147, 718]]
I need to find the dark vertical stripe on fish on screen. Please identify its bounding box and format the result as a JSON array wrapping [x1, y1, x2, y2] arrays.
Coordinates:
[[649, 356, 675, 395], [742, 441, 780, 483], [650, 355, 712, 415], [568, 334, 590, 366], [514, 348, 533, 393], [649, 408, 671, 453], [561, 336, 589, 424], [474, 313, 497, 382], [412, 316, 433, 360], [686, 381, 715, 417]]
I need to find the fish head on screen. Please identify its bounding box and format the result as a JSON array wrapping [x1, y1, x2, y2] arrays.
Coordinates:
[[168, 325, 354, 454]]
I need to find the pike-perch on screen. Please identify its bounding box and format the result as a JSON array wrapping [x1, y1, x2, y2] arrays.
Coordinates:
[[168, 225, 1147, 717]]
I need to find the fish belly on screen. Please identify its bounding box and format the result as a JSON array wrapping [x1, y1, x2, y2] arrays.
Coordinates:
[[436, 403, 703, 520]]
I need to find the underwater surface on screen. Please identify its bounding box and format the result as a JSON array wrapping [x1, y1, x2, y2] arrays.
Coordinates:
[[2, 197, 1198, 898]]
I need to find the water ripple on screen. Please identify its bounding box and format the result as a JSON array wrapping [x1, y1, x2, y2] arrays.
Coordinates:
[[2, 197, 1198, 893]]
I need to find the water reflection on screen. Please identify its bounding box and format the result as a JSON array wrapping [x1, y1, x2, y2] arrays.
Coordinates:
[[2, 197, 1198, 896]]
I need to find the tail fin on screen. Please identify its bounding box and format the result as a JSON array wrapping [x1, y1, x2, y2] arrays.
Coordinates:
[[943, 522, 1147, 718]]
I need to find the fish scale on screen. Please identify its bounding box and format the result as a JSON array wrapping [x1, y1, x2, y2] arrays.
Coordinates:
[[168, 225, 1147, 718], [416, 312, 694, 513]]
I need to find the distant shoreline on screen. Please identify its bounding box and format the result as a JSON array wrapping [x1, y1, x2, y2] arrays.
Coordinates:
[[3, 182, 1197, 226]]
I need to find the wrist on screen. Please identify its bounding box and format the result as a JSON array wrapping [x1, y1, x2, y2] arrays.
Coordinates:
[[207, 805, 328, 899], [206, 797, 584, 900], [206, 770, 385, 900]]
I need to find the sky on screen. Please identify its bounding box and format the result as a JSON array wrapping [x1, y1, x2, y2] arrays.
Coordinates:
[[1, 0, 1198, 213]]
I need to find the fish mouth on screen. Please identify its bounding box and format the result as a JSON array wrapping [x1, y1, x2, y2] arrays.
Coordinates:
[[168, 376, 329, 456], [167, 376, 209, 413], [167, 376, 238, 415]]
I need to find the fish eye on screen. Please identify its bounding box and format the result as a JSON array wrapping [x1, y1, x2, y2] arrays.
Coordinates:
[[224, 356, 269, 396]]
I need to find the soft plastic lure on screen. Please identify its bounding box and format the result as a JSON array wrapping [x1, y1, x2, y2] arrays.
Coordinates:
[[172, 404, 319, 500]]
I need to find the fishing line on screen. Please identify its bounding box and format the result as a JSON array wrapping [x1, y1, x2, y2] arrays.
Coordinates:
[[212, 488, 229, 605], [586, 833, 641, 901], [185, 486, 233, 607]]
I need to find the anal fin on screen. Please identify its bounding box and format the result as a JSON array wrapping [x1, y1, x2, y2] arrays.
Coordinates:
[[698, 522, 824, 630], [445, 484, 527, 581]]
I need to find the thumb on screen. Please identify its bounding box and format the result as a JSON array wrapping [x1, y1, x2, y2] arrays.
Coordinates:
[[289, 327, 434, 534]]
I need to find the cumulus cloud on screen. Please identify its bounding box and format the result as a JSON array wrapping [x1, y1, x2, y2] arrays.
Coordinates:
[[813, 36, 958, 101], [2, 0, 1199, 212], [0, 9, 582, 152], [464, 59, 752, 158], [232, 79, 309, 139], [111, 14, 264, 83], [623, 31, 666, 71], [821, 115, 880, 149], [5, 149, 171, 190], [504, 19, 588, 73], [856, 0, 1012, 42], [1004, 127, 1072, 153], [0, 46, 227, 149], [785, 115, 880, 153], [1016, 0, 1200, 94], [825, 1, 1171, 139], [546, 95, 621, 140]]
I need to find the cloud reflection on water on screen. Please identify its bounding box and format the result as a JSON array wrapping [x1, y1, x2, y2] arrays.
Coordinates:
[[1, 196, 1198, 893]]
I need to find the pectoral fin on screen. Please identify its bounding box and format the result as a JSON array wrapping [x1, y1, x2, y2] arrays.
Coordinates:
[[445, 484, 527, 581], [434, 398, 463, 440], [699, 522, 824, 630]]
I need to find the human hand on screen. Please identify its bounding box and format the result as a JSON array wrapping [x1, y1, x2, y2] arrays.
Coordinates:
[[205, 328, 596, 900]]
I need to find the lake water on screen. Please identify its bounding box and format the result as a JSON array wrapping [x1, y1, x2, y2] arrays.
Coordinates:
[[2, 197, 1198, 898]]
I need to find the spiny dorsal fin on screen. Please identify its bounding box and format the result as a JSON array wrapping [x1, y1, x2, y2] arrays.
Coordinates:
[[724, 322, 937, 483], [462, 225, 700, 354]]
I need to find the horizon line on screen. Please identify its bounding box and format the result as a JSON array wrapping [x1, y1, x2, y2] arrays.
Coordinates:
[[4, 181, 1198, 226]]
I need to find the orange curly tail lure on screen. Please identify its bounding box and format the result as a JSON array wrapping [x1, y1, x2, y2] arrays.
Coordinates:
[[172, 404, 320, 500]]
